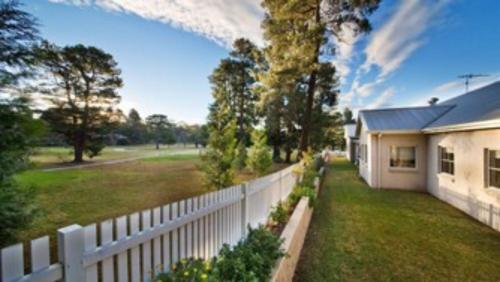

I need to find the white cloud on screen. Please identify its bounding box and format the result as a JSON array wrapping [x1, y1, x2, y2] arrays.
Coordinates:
[[362, 0, 448, 78], [366, 88, 394, 109], [49, 0, 264, 48], [332, 23, 359, 80]]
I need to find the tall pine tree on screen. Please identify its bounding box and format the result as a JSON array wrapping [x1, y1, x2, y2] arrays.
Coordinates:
[[261, 0, 379, 155]]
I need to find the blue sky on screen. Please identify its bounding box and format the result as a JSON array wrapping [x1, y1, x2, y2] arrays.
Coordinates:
[[25, 0, 500, 123]]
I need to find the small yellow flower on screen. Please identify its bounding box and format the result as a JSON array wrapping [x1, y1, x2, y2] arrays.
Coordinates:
[[183, 271, 189, 277], [201, 273, 208, 280], [172, 264, 177, 270]]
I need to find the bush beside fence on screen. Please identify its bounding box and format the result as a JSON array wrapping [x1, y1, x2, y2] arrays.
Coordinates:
[[271, 166, 325, 282], [0, 165, 297, 282]]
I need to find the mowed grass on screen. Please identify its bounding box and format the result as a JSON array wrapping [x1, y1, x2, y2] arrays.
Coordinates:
[[15, 153, 289, 246], [30, 145, 198, 168], [295, 159, 500, 282]]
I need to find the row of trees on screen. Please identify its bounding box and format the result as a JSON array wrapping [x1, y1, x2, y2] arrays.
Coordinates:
[[201, 0, 380, 190]]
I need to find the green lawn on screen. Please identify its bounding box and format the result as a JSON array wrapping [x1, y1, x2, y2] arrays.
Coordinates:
[[30, 145, 199, 168], [15, 153, 288, 247], [295, 159, 500, 282]]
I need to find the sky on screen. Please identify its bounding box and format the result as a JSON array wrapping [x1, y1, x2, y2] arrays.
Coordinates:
[[24, 0, 500, 123]]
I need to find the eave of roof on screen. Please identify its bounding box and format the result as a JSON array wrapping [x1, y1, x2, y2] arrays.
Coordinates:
[[422, 118, 500, 133]]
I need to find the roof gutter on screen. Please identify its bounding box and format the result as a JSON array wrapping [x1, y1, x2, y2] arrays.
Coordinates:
[[422, 119, 500, 133], [366, 130, 421, 135]]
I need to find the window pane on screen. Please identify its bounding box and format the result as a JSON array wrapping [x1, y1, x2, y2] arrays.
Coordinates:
[[490, 150, 500, 169], [490, 169, 500, 188], [391, 146, 416, 168]]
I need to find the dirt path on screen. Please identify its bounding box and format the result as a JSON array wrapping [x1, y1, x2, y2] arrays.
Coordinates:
[[41, 149, 201, 172]]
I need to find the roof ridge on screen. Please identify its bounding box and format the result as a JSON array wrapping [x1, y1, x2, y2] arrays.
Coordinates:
[[359, 105, 453, 113]]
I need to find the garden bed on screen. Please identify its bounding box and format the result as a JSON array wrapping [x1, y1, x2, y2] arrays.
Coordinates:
[[271, 168, 324, 281]]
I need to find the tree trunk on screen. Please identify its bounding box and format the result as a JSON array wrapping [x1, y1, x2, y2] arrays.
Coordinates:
[[285, 146, 292, 163], [272, 145, 281, 162], [155, 141, 160, 150], [298, 4, 322, 157], [73, 132, 85, 163]]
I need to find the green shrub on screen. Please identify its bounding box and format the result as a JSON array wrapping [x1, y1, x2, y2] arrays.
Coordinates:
[[156, 258, 215, 282], [289, 185, 317, 208], [156, 227, 285, 282], [246, 130, 272, 176], [270, 201, 289, 226], [213, 227, 285, 281], [233, 141, 247, 170]]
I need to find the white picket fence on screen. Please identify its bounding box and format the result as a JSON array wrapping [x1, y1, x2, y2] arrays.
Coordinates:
[[0, 165, 297, 282]]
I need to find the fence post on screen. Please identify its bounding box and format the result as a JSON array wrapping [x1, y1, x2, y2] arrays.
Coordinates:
[[58, 224, 85, 282], [279, 170, 283, 200], [240, 183, 248, 238]]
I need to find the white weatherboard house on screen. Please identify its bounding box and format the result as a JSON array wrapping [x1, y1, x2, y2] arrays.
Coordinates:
[[343, 123, 357, 162], [356, 81, 500, 231]]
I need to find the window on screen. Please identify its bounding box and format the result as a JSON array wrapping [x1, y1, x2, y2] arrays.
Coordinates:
[[486, 149, 500, 188], [439, 146, 454, 175], [360, 144, 367, 163], [390, 146, 416, 168]]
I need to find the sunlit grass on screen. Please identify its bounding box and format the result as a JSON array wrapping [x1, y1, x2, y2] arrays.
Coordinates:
[[295, 158, 500, 282]]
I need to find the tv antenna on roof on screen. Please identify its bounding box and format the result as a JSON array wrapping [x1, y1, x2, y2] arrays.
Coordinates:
[[458, 73, 489, 93]]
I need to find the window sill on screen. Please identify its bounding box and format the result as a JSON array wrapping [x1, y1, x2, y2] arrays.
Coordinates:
[[486, 187, 500, 194], [388, 167, 418, 173], [438, 172, 455, 182]]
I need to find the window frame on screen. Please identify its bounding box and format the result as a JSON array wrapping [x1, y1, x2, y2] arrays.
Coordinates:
[[486, 148, 500, 189], [389, 145, 417, 170], [438, 146, 455, 176], [359, 144, 368, 164]]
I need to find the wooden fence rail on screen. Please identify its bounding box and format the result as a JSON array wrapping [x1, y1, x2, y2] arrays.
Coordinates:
[[1, 165, 297, 282]]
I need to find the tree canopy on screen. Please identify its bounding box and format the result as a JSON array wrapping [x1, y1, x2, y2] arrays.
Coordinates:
[[36, 42, 123, 162]]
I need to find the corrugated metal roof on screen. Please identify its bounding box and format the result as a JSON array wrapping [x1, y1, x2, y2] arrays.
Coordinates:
[[359, 105, 453, 132], [426, 81, 500, 128], [357, 81, 500, 133]]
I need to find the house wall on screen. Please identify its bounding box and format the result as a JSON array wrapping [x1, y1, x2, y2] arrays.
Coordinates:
[[377, 134, 427, 191], [427, 129, 500, 231], [358, 125, 374, 186], [345, 138, 352, 162]]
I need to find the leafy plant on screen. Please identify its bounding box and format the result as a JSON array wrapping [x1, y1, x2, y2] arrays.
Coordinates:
[[246, 130, 273, 176], [156, 227, 285, 282], [233, 141, 247, 170], [156, 258, 215, 282], [270, 201, 289, 226], [212, 227, 285, 281], [289, 185, 317, 208]]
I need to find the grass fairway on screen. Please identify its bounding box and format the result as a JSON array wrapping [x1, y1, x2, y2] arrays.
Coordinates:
[[295, 159, 500, 282], [30, 145, 197, 168], [15, 153, 288, 247]]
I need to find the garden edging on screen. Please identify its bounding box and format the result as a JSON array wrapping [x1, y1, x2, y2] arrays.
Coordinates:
[[271, 167, 324, 282]]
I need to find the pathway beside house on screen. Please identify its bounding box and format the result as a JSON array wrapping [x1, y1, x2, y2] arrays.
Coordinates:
[[294, 159, 500, 281]]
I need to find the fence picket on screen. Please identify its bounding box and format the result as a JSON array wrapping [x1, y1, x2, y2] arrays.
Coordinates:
[[129, 213, 140, 282], [83, 224, 97, 282], [186, 199, 193, 258], [153, 207, 162, 276], [171, 202, 179, 264], [31, 236, 50, 273], [116, 216, 128, 282], [192, 197, 199, 258], [162, 204, 171, 272], [141, 210, 152, 281], [100, 219, 114, 282], [1, 243, 24, 281]]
